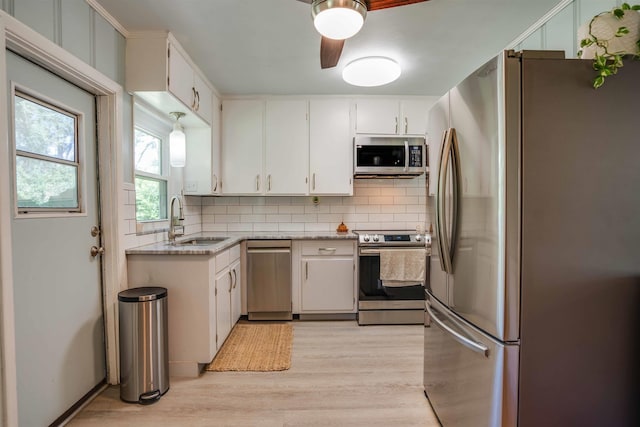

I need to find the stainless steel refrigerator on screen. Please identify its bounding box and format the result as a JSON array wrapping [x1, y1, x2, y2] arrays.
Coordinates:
[[424, 50, 640, 427]]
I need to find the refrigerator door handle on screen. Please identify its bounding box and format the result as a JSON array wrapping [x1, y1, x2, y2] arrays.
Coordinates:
[[436, 128, 458, 274], [435, 129, 450, 273], [449, 128, 462, 261], [426, 303, 489, 357]]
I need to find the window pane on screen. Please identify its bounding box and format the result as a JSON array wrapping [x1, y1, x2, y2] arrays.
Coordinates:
[[14, 95, 76, 161], [134, 129, 162, 175], [135, 176, 167, 221], [16, 156, 78, 209]]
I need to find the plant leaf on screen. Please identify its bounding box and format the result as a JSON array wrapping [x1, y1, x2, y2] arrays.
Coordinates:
[[632, 5, 640, 10], [613, 8, 624, 18], [616, 26, 630, 37], [580, 38, 594, 47], [594, 75, 605, 89], [621, 3, 631, 10]]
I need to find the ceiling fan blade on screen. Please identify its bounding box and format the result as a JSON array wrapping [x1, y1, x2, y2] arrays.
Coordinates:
[[366, 0, 428, 11], [320, 37, 344, 69]]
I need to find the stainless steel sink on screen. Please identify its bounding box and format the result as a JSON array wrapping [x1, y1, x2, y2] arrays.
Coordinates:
[[175, 237, 227, 246]]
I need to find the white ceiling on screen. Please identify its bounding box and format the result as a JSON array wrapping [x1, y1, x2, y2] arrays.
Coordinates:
[[95, 0, 564, 97]]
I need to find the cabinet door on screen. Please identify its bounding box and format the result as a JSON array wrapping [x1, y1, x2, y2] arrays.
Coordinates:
[[355, 99, 400, 135], [215, 267, 233, 350], [193, 72, 213, 125], [301, 258, 355, 312], [426, 93, 450, 197], [184, 126, 213, 195], [401, 99, 431, 135], [309, 99, 353, 195], [211, 92, 222, 194], [265, 100, 309, 195], [230, 259, 242, 324], [222, 99, 264, 194], [168, 43, 194, 109]]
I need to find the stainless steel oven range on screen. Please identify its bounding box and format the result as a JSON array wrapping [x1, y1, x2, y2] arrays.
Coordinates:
[[355, 230, 431, 325]]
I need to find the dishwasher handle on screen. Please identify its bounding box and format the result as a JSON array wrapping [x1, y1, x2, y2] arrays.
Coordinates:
[[247, 248, 291, 254]]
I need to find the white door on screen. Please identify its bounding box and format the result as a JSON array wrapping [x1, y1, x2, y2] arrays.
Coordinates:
[[302, 258, 355, 312], [355, 99, 399, 135], [7, 51, 106, 426], [215, 267, 232, 350]]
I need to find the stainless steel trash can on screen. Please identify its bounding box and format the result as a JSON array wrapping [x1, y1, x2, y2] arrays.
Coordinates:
[[118, 286, 169, 404]]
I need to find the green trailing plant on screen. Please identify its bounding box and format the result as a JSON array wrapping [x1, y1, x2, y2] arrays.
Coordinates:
[[578, 3, 640, 88]]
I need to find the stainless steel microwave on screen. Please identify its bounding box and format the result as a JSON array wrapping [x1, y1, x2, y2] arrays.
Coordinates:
[[354, 136, 426, 178]]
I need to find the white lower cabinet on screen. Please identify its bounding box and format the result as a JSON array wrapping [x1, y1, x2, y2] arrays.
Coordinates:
[[215, 244, 241, 350], [299, 240, 356, 314], [230, 257, 242, 324], [215, 265, 233, 351], [126, 243, 242, 378]]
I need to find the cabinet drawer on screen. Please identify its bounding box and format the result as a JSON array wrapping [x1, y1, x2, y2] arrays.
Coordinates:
[[215, 250, 229, 272], [301, 240, 354, 256], [229, 244, 241, 262]]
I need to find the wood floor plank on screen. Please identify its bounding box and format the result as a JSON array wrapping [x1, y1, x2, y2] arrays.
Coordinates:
[[68, 321, 440, 426]]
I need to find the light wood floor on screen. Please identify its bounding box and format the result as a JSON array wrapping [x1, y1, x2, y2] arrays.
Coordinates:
[[69, 321, 440, 426]]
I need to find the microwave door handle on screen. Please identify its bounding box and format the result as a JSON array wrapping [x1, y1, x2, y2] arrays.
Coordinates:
[[404, 140, 409, 172]]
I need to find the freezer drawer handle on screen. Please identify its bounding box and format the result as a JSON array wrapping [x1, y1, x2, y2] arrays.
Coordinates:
[[426, 303, 489, 357]]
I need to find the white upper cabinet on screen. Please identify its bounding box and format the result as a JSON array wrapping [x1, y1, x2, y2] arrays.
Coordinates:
[[355, 98, 435, 136], [355, 99, 400, 135], [309, 99, 353, 195], [265, 100, 309, 195], [126, 32, 212, 127], [184, 93, 221, 195], [221, 99, 264, 194]]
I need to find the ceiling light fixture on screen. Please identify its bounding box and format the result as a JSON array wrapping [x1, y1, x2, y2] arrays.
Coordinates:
[[169, 112, 186, 168], [342, 57, 402, 87], [312, 0, 367, 40]]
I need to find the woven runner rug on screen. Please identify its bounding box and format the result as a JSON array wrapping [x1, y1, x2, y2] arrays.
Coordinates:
[[206, 323, 293, 372]]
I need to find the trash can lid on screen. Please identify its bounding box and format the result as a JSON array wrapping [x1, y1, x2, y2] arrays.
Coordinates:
[[118, 286, 167, 302]]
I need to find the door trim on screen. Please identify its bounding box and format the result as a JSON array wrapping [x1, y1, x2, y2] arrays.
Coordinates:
[[0, 11, 124, 426]]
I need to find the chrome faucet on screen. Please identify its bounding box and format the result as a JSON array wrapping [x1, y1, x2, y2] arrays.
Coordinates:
[[168, 195, 185, 244]]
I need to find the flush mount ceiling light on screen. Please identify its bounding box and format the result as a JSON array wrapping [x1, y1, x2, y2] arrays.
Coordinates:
[[312, 0, 367, 40], [169, 112, 186, 168], [342, 56, 402, 87]]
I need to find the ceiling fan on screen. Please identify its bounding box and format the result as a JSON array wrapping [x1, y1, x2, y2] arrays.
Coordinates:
[[297, 0, 428, 69]]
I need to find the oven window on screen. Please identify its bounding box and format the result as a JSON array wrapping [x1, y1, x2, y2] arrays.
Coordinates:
[[356, 145, 405, 167]]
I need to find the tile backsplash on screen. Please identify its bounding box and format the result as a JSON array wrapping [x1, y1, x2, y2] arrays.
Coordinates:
[[201, 176, 433, 233], [121, 177, 433, 249]]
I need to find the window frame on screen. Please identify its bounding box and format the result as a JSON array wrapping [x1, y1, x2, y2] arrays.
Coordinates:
[[11, 86, 86, 217], [133, 103, 171, 223]]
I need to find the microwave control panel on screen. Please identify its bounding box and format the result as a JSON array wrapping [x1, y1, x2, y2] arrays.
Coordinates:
[[409, 145, 423, 167]]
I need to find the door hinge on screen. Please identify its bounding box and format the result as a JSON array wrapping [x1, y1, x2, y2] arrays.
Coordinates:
[[167, 47, 170, 58], [216, 334, 218, 344], [215, 288, 217, 296], [220, 103, 223, 111]]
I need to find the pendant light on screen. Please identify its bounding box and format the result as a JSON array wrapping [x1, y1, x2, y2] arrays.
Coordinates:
[[312, 0, 367, 40], [169, 112, 186, 168]]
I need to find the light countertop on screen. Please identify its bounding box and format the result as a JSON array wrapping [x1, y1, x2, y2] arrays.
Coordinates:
[[125, 231, 357, 256]]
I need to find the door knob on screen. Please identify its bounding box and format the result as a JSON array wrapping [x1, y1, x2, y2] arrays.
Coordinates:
[[90, 246, 105, 257]]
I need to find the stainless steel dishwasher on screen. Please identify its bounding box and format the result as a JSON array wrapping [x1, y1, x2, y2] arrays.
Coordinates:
[[247, 240, 292, 320]]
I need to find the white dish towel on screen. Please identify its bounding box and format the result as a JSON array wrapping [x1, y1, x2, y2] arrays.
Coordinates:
[[379, 248, 426, 287]]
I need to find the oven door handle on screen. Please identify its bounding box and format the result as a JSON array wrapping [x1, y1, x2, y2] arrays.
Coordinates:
[[359, 248, 381, 255]]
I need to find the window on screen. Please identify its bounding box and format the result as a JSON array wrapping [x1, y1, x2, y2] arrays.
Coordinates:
[[14, 92, 80, 212], [134, 127, 168, 221]]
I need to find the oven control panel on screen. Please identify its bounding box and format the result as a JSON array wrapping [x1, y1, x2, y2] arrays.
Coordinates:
[[357, 232, 431, 247]]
